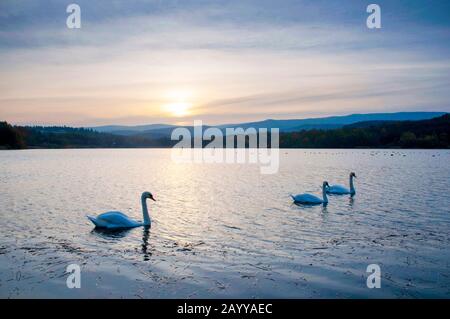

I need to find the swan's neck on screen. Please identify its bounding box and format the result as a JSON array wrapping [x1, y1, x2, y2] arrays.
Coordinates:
[[141, 197, 151, 226], [349, 176, 355, 194], [322, 186, 328, 203]]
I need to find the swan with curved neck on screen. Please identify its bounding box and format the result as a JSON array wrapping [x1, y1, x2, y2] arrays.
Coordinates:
[[326, 172, 356, 195], [291, 181, 329, 205], [87, 192, 156, 229]]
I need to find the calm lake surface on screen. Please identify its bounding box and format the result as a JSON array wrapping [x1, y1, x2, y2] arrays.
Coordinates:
[[1, 149, 449, 298]]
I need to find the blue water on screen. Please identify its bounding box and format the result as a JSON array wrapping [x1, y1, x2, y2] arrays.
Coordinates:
[[0, 149, 449, 298]]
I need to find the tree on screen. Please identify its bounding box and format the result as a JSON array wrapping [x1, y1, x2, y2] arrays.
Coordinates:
[[399, 131, 417, 148], [0, 121, 26, 149]]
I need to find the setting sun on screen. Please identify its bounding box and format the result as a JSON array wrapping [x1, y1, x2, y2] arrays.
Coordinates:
[[163, 90, 194, 117], [165, 102, 191, 117]]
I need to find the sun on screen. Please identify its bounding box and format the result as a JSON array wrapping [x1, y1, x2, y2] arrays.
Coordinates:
[[166, 102, 191, 117], [163, 90, 193, 117]]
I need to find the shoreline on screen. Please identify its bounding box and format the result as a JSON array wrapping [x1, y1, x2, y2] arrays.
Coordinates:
[[1, 147, 450, 151]]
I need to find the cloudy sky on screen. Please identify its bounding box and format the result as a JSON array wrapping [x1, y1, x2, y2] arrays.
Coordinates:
[[0, 0, 449, 126]]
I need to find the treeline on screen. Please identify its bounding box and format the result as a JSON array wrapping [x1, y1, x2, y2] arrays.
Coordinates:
[[279, 114, 450, 148], [1, 114, 449, 149], [0, 121, 26, 149], [0, 123, 173, 149]]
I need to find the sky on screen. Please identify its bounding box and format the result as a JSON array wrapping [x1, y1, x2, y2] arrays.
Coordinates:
[[0, 0, 449, 126]]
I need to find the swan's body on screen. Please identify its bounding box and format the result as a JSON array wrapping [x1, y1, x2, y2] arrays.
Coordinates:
[[326, 185, 349, 194], [87, 211, 143, 229], [87, 192, 155, 229], [326, 172, 356, 195], [291, 182, 329, 205]]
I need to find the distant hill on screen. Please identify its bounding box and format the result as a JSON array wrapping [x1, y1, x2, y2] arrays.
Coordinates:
[[344, 120, 393, 129], [91, 112, 446, 138], [92, 124, 176, 135], [279, 114, 450, 148], [1, 112, 448, 149], [220, 112, 445, 132]]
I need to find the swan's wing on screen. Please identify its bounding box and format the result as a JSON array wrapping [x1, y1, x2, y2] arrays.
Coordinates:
[[97, 211, 128, 219], [301, 193, 322, 202], [327, 184, 350, 194], [95, 211, 139, 227], [292, 193, 321, 203]]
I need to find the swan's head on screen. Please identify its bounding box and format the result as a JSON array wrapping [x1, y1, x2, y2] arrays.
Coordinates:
[[322, 181, 329, 188], [142, 191, 156, 201], [350, 172, 357, 178]]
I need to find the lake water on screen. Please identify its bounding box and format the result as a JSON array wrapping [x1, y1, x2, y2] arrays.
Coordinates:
[[1, 149, 449, 298]]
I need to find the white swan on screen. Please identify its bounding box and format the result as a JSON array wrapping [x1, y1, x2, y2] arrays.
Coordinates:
[[87, 192, 156, 229], [326, 172, 356, 195], [291, 181, 329, 205]]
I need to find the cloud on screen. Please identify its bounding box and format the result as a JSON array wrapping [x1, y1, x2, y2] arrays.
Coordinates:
[[0, 0, 449, 125]]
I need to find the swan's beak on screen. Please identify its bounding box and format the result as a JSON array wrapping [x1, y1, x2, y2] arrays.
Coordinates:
[[150, 196, 156, 201]]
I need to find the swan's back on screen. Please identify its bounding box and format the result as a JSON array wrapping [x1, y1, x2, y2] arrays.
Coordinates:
[[87, 211, 141, 229], [327, 185, 350, 194], [97, 211, 128, 220], [291, 193, 322, 204]]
